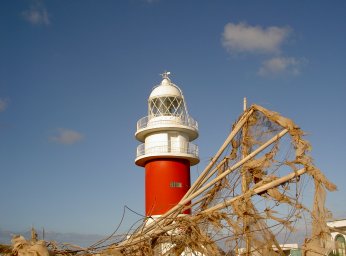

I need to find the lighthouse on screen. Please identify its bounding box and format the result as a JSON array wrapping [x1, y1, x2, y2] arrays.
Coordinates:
[[135, 72, 199, 218]]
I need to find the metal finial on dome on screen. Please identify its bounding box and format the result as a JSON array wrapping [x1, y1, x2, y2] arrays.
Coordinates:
[[160, 71, 171, 80]]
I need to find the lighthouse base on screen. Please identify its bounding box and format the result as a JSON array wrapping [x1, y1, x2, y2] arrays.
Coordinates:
[[145, 158, 191, 216], [144, 215, 203, 256]]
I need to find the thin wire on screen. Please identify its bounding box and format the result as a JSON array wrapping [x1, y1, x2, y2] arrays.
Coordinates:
[[88, 205, 146, 250]]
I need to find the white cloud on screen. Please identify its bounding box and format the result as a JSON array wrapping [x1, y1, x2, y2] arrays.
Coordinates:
[[0, 99, 8, 112], [222, 21, 307, 77], [22, 2, 50, 26], [258, 57, 307, 77], [49, 128, 84, 145], [222, 22, 291, 54]]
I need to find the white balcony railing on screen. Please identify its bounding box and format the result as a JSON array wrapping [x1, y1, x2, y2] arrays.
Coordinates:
[[136, 115, 198, 131], [136, 142, 199, 159]]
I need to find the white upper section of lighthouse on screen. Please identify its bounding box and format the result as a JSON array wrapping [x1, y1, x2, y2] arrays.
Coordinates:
[[135, 72, 199, 167]]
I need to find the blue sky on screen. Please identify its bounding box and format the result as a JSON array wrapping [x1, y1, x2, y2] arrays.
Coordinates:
[[0, 0, 345, 236]]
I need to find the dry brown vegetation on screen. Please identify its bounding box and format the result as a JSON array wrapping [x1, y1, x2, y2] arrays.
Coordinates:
[[2, 105, 336, 256]]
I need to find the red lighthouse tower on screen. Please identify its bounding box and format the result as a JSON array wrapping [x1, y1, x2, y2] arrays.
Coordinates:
[[135, 72, 199, 218]]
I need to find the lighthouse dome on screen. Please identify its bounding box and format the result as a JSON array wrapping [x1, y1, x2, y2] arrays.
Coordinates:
[[149, 78, 182, 99]]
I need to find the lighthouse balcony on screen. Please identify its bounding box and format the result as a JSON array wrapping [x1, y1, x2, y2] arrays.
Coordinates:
[[135, 141, 199, 167], [135, 115, 198, 142]]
